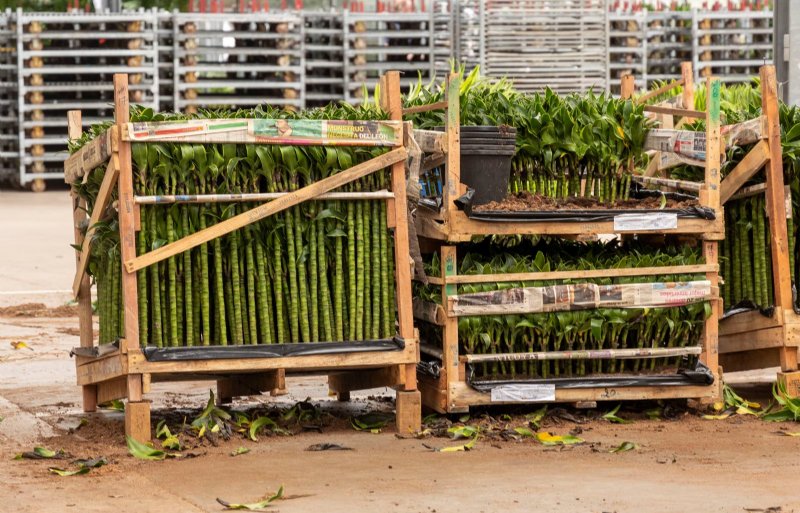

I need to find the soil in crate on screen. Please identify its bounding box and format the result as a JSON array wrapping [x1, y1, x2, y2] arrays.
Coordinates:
[[474, 192, 699, 212]]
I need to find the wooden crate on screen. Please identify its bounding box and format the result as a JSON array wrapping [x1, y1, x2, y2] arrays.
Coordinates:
[[713, 66, 800, 398], [409, 65, 730, 412], [65, 71, 421, 442]]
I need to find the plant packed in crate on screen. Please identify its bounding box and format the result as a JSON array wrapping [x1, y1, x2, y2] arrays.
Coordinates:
[[414, 238, 710, 380], [70, 102, 398, 347], [404, 66, 654, 204], [661, 80, 800, 311]]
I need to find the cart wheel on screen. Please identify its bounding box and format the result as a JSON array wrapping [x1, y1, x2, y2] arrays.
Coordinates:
[[31, 178, 46, 193]]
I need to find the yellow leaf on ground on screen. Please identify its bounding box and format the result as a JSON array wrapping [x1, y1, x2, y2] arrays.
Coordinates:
[[10, 341, 33, 351]]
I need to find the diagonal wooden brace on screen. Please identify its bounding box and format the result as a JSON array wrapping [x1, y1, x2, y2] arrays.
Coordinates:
[[125, 147, 408, 273], [72, 156, 120, 298]]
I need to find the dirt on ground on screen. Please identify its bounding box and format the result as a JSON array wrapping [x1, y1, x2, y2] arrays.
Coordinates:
[[2, 311, 799, 513], [475, 191, 699, 212], [0, 303, 78, 318]]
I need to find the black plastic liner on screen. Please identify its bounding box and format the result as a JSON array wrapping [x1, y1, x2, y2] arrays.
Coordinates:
[[142, 337, 405, 362], [467, 360, 714, 391], [721, 300, 774, 320], [455, 189, 716, 223]]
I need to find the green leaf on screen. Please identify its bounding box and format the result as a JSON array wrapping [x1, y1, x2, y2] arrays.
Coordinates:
[[525, 406, 548, 429], [249, 416, 278, 442], [447, 425, 478, 440], [514, 427, 535, 438], [535, 432, 584, 446], [602, 404, 632, 424], [436, 436, 478, 452], [216, 485, 284, 510], [230, 447, 251, 456], [610, 441, 638, 453], [350, 412, 392, 432], [49, 467, 90, 477], [101, 399, 125, 412], [458, 414, 471, 423], [126, 436, 166, 461]]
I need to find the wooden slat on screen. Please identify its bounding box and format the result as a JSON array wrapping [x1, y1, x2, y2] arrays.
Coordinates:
[[449, 382, 716, 409], [69, 110, 98, 413], [719, 140, 770, 204], [435, 264, 717, 285], [444, 72, 460, 224], [402, 101, 448, 116], [634, 175, 702, 192], [440, 246, 459, 407], [71, 156, 120, 297], [126, 345, 417, 375], [645, 105, 706, 119], [636, 78, 684, 105], [761, 66, 794, 320], [620, 74, 635, 99], [125, 147, 407, 273], [64, 130, 113, 184]]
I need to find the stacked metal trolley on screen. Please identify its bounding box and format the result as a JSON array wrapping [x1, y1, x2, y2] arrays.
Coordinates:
[[13, 9, 159, 189], [303, 10, 345, 107], [0, 10, 18, 185], [607, 7, 773, 91]]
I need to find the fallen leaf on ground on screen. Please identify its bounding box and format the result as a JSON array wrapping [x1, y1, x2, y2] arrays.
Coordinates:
[[775, 431, 800, 437], [305, 443, 353, 451], [217, 485, 284, 510], [230, 447, 250, 456], [535, 432, 584, 446], [126, 436, 166, 461], [610, 441, 637, 453], [10, 341, 33, 351]]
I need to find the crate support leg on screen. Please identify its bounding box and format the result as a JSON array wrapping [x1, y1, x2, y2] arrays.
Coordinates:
[[395, 390, 421, 434], [125, 373, 150, 442], [68, 110, 98, 413], [382, 71, 420, 431]]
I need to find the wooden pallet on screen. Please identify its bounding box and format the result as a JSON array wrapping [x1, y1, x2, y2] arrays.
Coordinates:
[[65, 71, 421, 442], [409, 65, 728, 412]]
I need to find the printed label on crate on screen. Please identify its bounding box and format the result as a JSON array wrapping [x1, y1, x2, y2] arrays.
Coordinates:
[[646, 129, 706, 166], [251, 119, 401, 146], [449, 280, 712, 317], [613, 212, 677, 231], [490, 384, 555, 403], [127, 120, 251, 142]]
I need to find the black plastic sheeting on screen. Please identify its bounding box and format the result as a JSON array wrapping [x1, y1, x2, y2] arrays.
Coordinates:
[[454, 187, 716, 223], [142, 337, 405, 362], [721, 300, 774, 320], [466, 360, 715, 391]]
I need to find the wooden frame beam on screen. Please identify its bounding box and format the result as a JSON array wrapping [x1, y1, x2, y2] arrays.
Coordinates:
[[635, 78, 684, 104], [71, 156, 120, 297], [427, 264, 718, 286], [125, 147, 407, 273], [719, 140, 770, 205]]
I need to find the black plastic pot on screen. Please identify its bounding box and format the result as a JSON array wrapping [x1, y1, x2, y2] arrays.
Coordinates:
[[442, 125, 517, 205]]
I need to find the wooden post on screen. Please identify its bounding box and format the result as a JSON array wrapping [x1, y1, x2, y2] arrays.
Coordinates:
[[701, 76, 721, 399], [620, 74, 635, 99], [68, 110, 98, 413], [382, 71, 420, 432], [681, 62, 694, 110], [444, 72, 460, 226], [440, 245, 461, 412], [115, 74, 150, 442], [761, 65, 800, 377]]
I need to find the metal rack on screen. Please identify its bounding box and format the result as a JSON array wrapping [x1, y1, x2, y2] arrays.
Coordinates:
[[15, 9, 159, 188], [608, 8, 774, 95], [607, 11, 647, 95], [156, 10, 176, 112], [646, 10, 693, 85], [343, 11, 443, 103], [171, 12, 305, 113], [479, 0, 608, 94], [693, 10, 773, 83], [0, 10, 18, 184], [302, 10, 344, 107]]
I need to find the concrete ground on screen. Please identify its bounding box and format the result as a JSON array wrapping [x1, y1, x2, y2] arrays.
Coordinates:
[[1, 190, 799, 513]]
